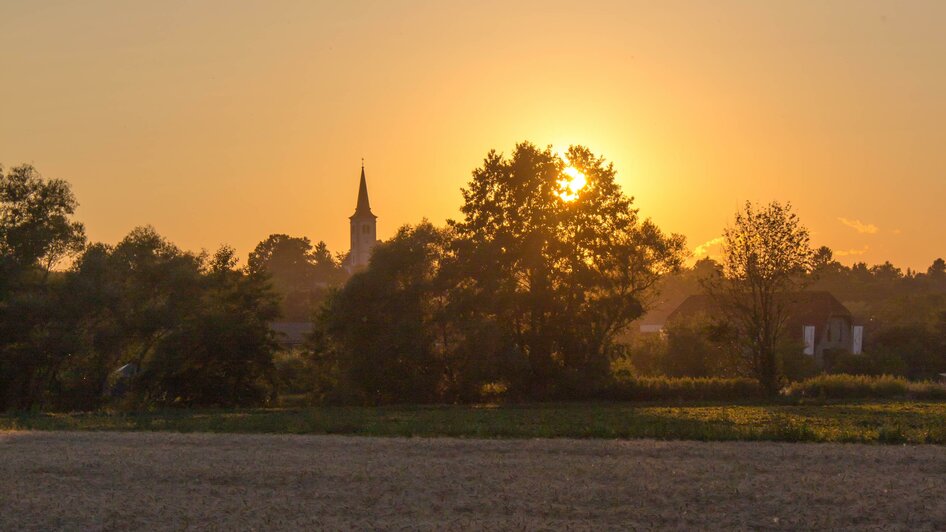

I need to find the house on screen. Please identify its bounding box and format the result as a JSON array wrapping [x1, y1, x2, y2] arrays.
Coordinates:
[[666, 291, 863, 364]]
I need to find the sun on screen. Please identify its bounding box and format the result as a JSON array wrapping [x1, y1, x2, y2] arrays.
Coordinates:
[[557, 166, 587, 202]]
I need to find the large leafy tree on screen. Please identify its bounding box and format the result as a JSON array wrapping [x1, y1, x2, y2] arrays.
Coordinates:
[[310, 222, 452, 404], [0, 164, 85, 279], [54, 228, 210, 407], [450, 143, 684, 397], [249, 234, 345, 320], [0, 164, 86, 410], [34, 227, 280, 409], [714, 201, 814, 396], [135, 246, 280, 406]]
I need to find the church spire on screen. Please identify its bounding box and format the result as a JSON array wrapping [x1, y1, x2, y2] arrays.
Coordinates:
[[347, 162, 378, 271], [351, 163, 376, 219]]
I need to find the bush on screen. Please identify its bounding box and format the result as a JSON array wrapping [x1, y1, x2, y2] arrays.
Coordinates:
[[662, 320, 740, 378], [273, 349, 315, 396], [783, 374, 946, 400], [621, 317, 745, 380], [619, 334, 666, 377], [825, 350, 909, 377], [781, 348, 820, 382], [603, 376, 763, 402]]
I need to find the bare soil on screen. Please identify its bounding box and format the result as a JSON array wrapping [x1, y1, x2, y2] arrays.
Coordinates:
[[1, 431, 944, 530]]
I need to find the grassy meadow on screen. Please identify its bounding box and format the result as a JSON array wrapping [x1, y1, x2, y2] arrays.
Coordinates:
[[3, 401, 946, 444]]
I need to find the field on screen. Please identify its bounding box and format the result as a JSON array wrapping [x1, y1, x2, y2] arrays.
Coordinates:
[[3, 401, 946, 443], [2, 431, 945, 530]]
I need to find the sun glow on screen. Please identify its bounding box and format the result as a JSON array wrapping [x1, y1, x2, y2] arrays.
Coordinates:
[[558, 166, 587, 202]]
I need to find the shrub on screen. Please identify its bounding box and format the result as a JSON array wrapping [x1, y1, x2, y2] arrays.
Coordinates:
[[783, 374, 946, 400], [603, 376, 763, 402], [273, 349, 315, 396], [825, 350, 909, 377], [619, 334, 666, 377], [662, 319, 740, 378]]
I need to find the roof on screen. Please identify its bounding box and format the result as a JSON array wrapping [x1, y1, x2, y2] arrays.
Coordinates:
[[271, 321, 314, 347], [350, 165, 376, 220], [668, 291, 852, 328]]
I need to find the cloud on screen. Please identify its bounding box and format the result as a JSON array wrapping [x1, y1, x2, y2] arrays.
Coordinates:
[[834, 246, 870, 257], [838, 217, 879, 234], [694, 236, 725, 257]]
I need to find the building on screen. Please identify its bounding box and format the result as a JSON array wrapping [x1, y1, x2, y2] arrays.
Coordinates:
[[666, 291, 863, 364], [271, 322, 315, 349], [346, 164, 378, 271]]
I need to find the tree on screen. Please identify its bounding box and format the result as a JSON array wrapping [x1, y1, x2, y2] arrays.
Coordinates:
[[0, 164, 86, 410], [929, 258, 946, 278], [309, 222, 453, 404], [135, 245, 280, 406], [450, 143, 684, 397], [811, 246, 846, 278], [248, 234, 345, 320], [713, 201, 813, 396], [50, 228, 281, 409], [870, 261, 903, 282], [0, 164, 85, 279]]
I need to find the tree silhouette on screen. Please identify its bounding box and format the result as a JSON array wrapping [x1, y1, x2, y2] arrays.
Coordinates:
[[0, 165, 86, 409], [0, 164, 85, 278], [310, 222, 451, 404], [713, 201, 813, 396], [249, 234, 346, 320], [450, 143, 684, 397]]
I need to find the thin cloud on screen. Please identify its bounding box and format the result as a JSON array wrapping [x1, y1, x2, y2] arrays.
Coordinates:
[[835, 246, 870, 257], [694, 236, 725, 257], [838, 217, 879, 234]]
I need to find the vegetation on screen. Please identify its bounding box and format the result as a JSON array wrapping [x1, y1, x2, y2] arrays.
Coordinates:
[[3, 145, 946, 412], [3, 401, 946, 444], [630, 253, 946, 385], [784, 374, 946, 400], [710, 201, 814, 396], [248, 234, 346, 321], [309, 143, 685, 404], [604, 376, 763, 402], [0, 165, 281, 411], [310, 222, 456, 404]]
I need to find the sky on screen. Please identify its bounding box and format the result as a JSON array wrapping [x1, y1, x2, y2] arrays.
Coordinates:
[[2, 1, 945, 270]]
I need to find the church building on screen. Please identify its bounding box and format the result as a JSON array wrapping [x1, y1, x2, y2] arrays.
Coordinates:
[[346, 164, 378, 271]]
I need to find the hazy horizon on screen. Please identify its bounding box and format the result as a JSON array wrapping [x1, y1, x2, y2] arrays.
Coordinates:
[[3, 1, 945, 269]]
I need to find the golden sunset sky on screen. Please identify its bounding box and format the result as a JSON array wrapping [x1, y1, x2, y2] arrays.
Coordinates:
[[2, 1, 944, 269]]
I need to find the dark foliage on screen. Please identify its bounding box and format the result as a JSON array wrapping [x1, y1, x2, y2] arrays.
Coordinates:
[[0, 165, 280, 411], [307, 143, 685, 403], [603, 376, 764, 402], [5, 150, 946, 411], [248, 235, 346, 321], [309, 222, 452, 404]]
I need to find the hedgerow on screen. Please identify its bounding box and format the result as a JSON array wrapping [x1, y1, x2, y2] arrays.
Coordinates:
[[783, 374, 946, 400]]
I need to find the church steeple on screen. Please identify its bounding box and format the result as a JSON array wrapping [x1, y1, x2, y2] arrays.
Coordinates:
[[347, 163, 378, 271], [351, 164, 376, 219]]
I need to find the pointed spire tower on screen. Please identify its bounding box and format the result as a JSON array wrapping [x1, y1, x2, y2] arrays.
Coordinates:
[[348, 162, 378, 270]]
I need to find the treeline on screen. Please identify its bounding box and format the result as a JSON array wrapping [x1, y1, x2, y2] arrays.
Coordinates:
[[305, 144, 684, 403], [1, 144, 684, 409], [0, 165, 290, 410], [810, 250, 946, 378], [627, 251, 946, 383], [4, 142, 945, 410]]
